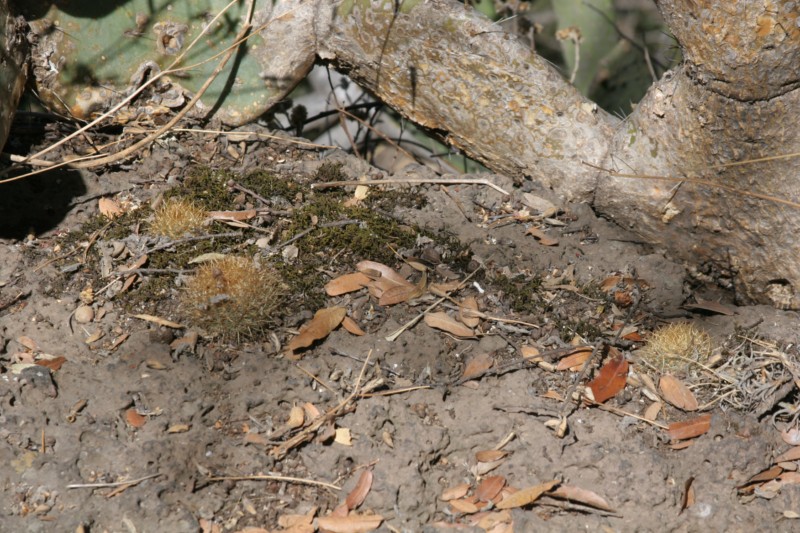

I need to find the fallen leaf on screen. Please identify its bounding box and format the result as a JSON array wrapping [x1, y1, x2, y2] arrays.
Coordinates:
[[556, 349, 592, 371], [476, 449, 508, 463], [496, 480, 559, 510], [99, 197, 123, 218], [35, 356, 66, 372], [460, 353, 494, 381], [345, 470, 373, 511], [586, 349, 628, 403], [475, 475, 506, 502], [659, 375, 699, 411], [680, 476, 695, 513], [133, 314, 183, 329], [325, 272, 371, 296], [683, 299, 735, 316], [667, 413, 712, 441], [303, 402, 321, 420], [286, 307, 347, 354], [316, 514, 383, 533], [335, 427, 352, 445], [547, 485, 615, 512], [356, 260, 409, 285], [459, 296, 481, 328], [520, 345, 541, 361], [449, 498, 479, 514], [243, 432, 270, 446], [207, 209, 257, 221], [476, 510, 514, 532], [643, 402, 663, 422], [776, 446, 800, 463], [378, 282, 423, 306], [167, 424, 190, 434], [526, 227, 558, 246], [125, 408, 147, 428], [521, 193, 557, 216], [341, 316, 365, 336], [287, 405, 305, 429], [781, 428, 800, 446], [441, 483, 471, 501], [424, 312, 474, 337], [17, 336, 39, 351]]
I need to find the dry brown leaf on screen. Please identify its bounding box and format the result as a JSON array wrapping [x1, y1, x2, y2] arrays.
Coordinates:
[[683, 299, 735, 316], [459, 296, 481, 328], [207, 209, 257, 221], [166, 424, 190, 434], [441, 483, 471, 501], [475, 450, 509, 464], [586, 349, 628, 403], [17, 336, 39, 352], [287, 405, 305, 429], [132, 314, 183, 329], [667, 413, 712, 441], [496, 480, 559, 510], [526, 227, 559, 246], [243, 432, 270, 446], [461, 353, 494, 381], [776, 446, 800, 463], [548, 485, 615, 512], [680, 477, 695, 513], [99, 197, 124, 219], [341, 316, 365, 336], [35, 356, 67, 372], [643, 402, 663, 422], [287, 307, 347, 354], [125, 408, 147, 428], [378, 283, 423, 306], [475, 475, 507, 502], [316, 514, 383, 533], [556, 349, 591, 371], [738, 466, 783, 493], [334, 427, 352, 445], [781, 428, 800, 446], [520, 345, 541, 361], [428, 280, 462, 296], [356, 260, 409, 285], [424, 311, 474, 337], [325, 273, 371, 296], [345, 470, 373, 511], [449, 498, 479, 514], [659, 375, 699, 411]]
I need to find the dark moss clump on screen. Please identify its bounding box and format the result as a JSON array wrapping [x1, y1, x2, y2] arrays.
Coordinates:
[[491, 274, 544, 315], [176, 167, 235, 210], [558, 319, 602, 343], [314, 162, 348, 183]]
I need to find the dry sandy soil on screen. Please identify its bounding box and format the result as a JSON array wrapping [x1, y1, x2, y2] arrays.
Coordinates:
[[1, 126, 800, 533]]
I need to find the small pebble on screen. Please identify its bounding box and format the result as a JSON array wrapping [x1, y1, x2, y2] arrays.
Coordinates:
[[74, 305, 95, 323]]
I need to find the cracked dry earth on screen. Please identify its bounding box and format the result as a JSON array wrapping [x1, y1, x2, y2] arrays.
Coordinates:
[[1, 129, 800, 533]]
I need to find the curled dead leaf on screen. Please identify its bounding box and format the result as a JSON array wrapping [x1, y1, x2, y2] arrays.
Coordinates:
[[526, 227, 558, 246], [475, 475, 507, 502], [125, 408, 146, 428], [496, 480, 559, 510], [459, 296, 481, 328], [325, 272, 371, 296], [475, 449, 508, 463], [424, 311, 474, 337], [286, 307, 347, 355], [345, 469, 373, 511], [586, 349, 628, 403], [460, 353, 494, 381], [316, 514, 383, 533], [659, 374, 699, 411], [667, 413, 712, 441], [441, 483, 471, 501], [341, 316, 366, 336], [547, 484, 615, 512]]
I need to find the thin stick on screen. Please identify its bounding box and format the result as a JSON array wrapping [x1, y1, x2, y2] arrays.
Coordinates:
[[67, 473, 162, 489], [145, 232, 241, 255], [359, 385, 432, 397], [206, 474, 340, 491], [312, 178, 510, 197], [386, 265, 484, 342], [171, 128, 335, 149]]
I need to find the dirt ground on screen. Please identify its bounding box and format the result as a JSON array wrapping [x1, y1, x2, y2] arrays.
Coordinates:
[[2, 126, 800, 533]]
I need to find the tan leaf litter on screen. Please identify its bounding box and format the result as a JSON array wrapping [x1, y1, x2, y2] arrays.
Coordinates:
[[424, 311, 474, 337], [286, 307, 347, 355], [659, 374, 699, 411]]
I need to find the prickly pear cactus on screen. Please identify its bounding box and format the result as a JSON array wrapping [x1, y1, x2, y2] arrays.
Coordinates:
[[0, 1, 27, 151], [13, 1, 316, 126]]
